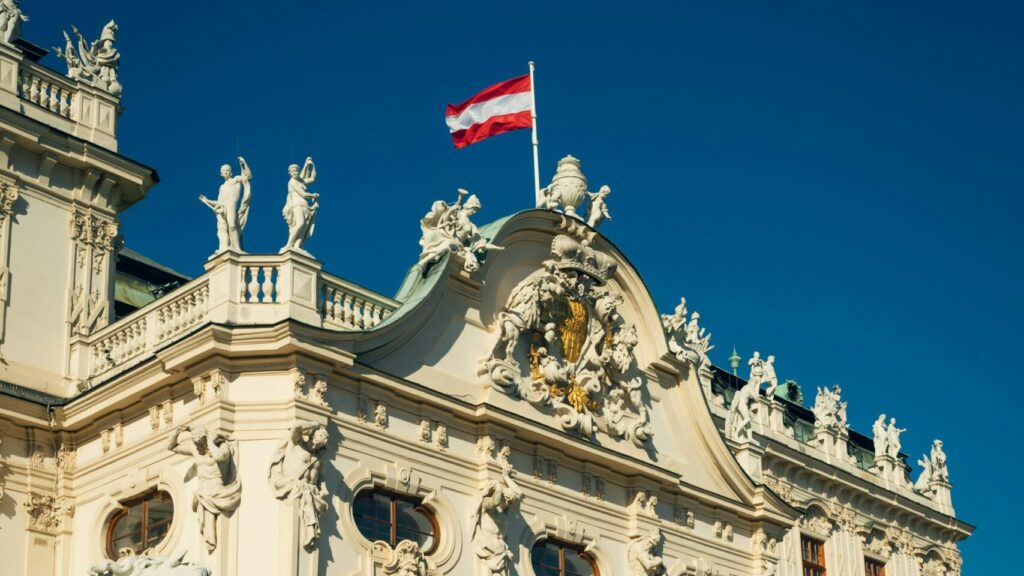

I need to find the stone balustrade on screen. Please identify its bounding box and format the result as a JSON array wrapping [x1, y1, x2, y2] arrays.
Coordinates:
[[0, 42, 121, 151], [19, 66, 75, 120], [70, 252, 398, 386]]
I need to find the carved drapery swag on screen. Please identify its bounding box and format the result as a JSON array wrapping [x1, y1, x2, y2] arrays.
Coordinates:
[[480, 228, 653, 446]]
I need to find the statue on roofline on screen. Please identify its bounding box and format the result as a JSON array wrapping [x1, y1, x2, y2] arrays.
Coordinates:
[[54, 20, 122, 95], [280, 157, 319, 255], [416, 188, 503, 275], [0, 0, 27, 45], [199, 157, 252, 255]]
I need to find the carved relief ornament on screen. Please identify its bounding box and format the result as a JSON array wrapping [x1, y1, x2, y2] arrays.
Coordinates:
[[480, 230, 654, 446]]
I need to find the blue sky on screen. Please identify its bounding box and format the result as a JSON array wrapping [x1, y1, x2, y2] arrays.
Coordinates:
[[32, 0, 1019, 570]]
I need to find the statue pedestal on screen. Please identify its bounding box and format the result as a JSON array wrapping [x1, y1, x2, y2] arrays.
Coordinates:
[[764, 398, 793, 438], [814, 428, 854, 465], [928, 478, 954, 515], [729, 439, 765, 482]]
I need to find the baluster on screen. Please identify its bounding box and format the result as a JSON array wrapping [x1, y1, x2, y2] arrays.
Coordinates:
[[261, 266, 274, 302], [59, 89, 71, 117], [331, 288, 343, 322], [364, 303, 376, 328], [246, 267, 259, 303], [372, 304, 382, 327], [29, 76, 40, 103], [342, 294, 354, 327], [353, 298, 366, 329], [49, 85, 60, 112]]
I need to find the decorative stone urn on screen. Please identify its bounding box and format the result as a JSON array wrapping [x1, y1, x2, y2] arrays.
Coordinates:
[[544, 155, 588, 218]]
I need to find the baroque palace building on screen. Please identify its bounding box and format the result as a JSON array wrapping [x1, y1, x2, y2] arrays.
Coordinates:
[[0, 5, 973, 576]]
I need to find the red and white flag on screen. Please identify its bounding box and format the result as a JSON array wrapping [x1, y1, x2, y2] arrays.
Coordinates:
[[445, 73, 533, 149]]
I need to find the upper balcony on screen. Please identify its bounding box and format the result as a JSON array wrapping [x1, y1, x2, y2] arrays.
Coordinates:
[[68, 251, 400, 390], [0, 40, 120, 151]]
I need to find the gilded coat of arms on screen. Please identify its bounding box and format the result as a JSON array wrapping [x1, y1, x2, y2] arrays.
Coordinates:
[[480, 230, 652, 446]]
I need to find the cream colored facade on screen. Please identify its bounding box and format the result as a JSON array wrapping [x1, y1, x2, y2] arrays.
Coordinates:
[[0, 16, 971, 576]]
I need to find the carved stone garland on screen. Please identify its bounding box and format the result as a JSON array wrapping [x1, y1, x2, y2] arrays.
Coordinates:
[[479, 228, 653, 446]]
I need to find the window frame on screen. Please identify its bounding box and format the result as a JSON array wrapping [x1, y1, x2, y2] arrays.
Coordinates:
[[801, 535, 827, 576], [352, 489, 439, 555], [105, 489, 174, 559], [864, 557, 886, 576], [530, 539, 600, 576]]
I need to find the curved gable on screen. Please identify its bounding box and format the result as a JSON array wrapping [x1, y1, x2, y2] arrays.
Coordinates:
[[357, 210, 791, 515]]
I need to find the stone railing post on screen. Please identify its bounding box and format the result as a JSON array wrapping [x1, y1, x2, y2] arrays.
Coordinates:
[[0, 42, 21, 110], [277, 251, 324, 326], [204, 250, 245, 325]]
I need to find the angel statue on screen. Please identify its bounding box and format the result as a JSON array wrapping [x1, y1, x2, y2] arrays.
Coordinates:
[[0, 0, 27, 45], [280, 157, 319, 255], [167, 425, 242, 553], [268, 421, 329, 550], [471, 447, 524, 576], [199, 157, 252, 255], [416, 189, 503, 274]]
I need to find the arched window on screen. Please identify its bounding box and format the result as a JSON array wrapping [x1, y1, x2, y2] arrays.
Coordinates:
[[106, 490, 174, 558], [531, 540, 599, 576], [353, 489, 437, 552]]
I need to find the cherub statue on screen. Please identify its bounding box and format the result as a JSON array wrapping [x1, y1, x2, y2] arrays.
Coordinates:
[[416, 189, 503, 274], [0, 0, 27, 45], [199, 157, 252, 254], [167, 425, 242, 552], [586, 185, 611, 228], [280, 157, 319, 254]]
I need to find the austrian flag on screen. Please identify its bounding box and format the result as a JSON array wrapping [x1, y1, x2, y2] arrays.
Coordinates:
[[446, 74, 533, 148]]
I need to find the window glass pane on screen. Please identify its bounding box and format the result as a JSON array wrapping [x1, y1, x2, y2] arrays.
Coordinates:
[[565, 550, 596, 576], [108, 492, 173, 558], [353, 490, 436, 550]]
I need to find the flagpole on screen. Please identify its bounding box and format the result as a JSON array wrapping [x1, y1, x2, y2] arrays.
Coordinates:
[[529, 61, 541, 206]]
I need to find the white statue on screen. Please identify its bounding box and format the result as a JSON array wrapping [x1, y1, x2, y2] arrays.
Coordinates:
[[627, 529, 664, 576], [914, 455, 933, 494], [762, 355, 778, 398], [416, 189, 503, 274], [268, 420, 329, 550], [199, 157, 252, 254], [167, 425, 242, 553], [812, 385, 847, 433], [660, 297, 686, 333], [62, 21, 122, 95], [280, 157, 319, 255], [470, 447, 524, 576], [53, 31, 83, 80], [930, 439, 949, 482], [872, 414, 888, 462], [725, 377, 758, 443], [586, 185, 612, 228], [538, 155, 607, 221], [886, 418, 905, 459], [0, 0, 26, 45], [747, 352, 765, 389], [87, 549, 210, 576]]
